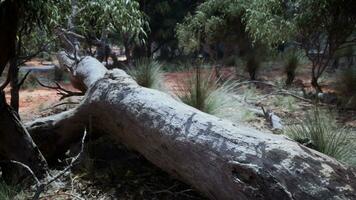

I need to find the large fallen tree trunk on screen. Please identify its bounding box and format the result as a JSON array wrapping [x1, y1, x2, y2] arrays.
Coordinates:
[[27, 53, 356, 200]]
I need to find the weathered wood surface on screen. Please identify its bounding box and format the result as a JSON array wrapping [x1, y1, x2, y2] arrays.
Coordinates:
[[27, 54, 356, 200]]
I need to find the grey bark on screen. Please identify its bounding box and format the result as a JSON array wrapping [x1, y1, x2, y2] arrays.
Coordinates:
[[27, 54, 356, 200]]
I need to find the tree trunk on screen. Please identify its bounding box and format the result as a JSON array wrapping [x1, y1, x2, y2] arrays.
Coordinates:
[[27, 53, 356, 200], [0, 91, 48, 184], [9, 59, 19, 113]]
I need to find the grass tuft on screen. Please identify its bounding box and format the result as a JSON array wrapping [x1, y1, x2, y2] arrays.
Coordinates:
[[127, 58, 166, 90], [284, 108, 356, 165], [178, 68, 253, 123]]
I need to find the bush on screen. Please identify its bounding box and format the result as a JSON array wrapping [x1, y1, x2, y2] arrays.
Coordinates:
[[127, 58, 165, 90], [284, 108, 356, 165], [284, 51, 299, 86]]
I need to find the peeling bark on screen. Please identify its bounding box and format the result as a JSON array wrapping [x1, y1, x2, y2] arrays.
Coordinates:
[[27, 55, 356, 200]]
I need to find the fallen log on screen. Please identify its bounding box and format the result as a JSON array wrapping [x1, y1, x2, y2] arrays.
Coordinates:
[[27, 54, 356, 200]]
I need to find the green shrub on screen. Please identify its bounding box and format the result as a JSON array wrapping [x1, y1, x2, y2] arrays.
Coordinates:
[[284, 52, 299, 86], [127, 58, 165, 90], [284, 108, 356, 165]]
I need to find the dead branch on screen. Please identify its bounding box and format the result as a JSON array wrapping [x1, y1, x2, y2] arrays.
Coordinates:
[[0, 67, 11, 90], [18, 70, 32, 88], [236, 80, 319, 104], [36, 79, 84, 100], [40, 102, 79, 112], [0, 160, 41, 186], [32, 129, 87, 200]]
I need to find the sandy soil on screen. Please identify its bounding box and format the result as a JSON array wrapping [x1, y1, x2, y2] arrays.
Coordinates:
[[4, 83, 78, 121]]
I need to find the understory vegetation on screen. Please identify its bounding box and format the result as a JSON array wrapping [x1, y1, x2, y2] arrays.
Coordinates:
[[285, 109, 356, 165], [283, 50, 300, 86], [127, 58, 166, 91], [177, 68, 254, 123]]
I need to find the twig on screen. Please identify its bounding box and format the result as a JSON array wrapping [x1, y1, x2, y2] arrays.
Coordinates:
[[0, 160, 41, 186], [39, 192, 85, 200], [18, 70, 32, 88], [32, 129, 88, 200], [235, 80, 277, 88], [40, 102, 79, 111], [36, 79, 84, 100], [0, 129, 87, 200], [236, 80, 319, 104], [0, 67, 11, 90]]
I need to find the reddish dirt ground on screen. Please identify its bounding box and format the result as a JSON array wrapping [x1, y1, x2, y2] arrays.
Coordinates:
[[4, 83, 78, 121], [2, 61, 354, 127]]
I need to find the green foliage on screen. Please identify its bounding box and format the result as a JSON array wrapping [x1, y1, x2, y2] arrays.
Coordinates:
[[127, 58, 165, 90], [246, 0, 356, 91], [285, 109, 356, 165], [245, 0, 356, 46], [176, 0, 247, 53], [244, 0, 295, 45], [134, 0, 200, 58], [76, 0, 148, 45]]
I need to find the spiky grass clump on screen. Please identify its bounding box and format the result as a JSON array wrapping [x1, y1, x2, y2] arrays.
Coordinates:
[[179, 68, 253, 122], [179, 68, 216, 112], [127, 58, 165, 90], [284, 51, 299, 86], [284, 108, 356, 165]]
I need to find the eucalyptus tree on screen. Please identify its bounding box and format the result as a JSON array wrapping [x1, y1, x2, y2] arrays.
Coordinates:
[[176, 0, 266, 80], [245, 0, 356, 92], [72, 0, 147, 63], [133, 0, 201, 59], [0, 0, 60, 184], [177, 0, 356, 86]]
